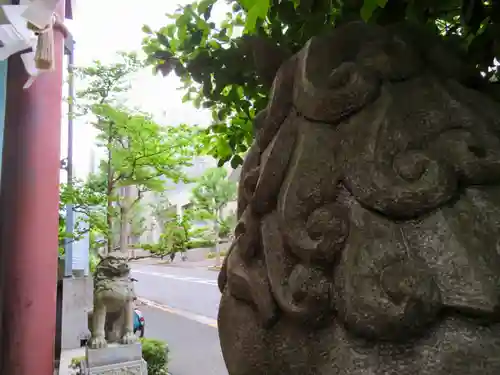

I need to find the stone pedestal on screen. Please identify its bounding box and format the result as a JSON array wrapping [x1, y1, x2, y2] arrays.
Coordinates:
[[82, 343, 147, 375]]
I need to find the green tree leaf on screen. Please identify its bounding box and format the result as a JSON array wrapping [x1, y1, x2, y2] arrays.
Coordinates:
[[243, 0, 271, 34], [141, 0, 498, 167], [142, 24, 153, 34], [230, 154, 243, 168], [360, 0, 384, 22]]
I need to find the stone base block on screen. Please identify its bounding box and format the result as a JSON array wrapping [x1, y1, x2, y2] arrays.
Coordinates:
[[81, 358, 147, 375], [82, 343, 147, 375]]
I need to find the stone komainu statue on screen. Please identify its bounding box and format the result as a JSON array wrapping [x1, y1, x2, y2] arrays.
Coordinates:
[[218, 21, 500, 375], [88, 251, 137, 348]]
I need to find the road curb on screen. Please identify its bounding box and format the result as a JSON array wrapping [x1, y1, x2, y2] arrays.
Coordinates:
[[137, 297, 218, 329]]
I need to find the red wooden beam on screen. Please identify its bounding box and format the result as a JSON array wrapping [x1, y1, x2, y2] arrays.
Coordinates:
[[0, 1, 66, 374]]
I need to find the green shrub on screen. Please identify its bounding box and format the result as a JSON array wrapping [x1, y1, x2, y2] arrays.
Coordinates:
[[140, 337, 169, 375], [187, 239, 215, 249], [69, 356, 85, 375], [140, 243, 155, 251], [206, 250, 227, 259], [70, 356, 85, 369]]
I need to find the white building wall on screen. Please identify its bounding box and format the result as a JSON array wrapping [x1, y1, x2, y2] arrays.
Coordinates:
[[223, 200, 237, 218], [72, 211, 90, 276], [89, 147, 99, 174]]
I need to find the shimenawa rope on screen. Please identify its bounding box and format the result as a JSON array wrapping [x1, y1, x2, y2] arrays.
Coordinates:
[[26, 13, 68, 71]]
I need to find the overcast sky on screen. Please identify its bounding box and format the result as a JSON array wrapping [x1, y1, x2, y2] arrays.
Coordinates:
[[61, 0, 227, 179]]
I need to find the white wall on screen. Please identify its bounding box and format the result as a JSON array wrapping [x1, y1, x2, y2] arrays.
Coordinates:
[[166, 189, 192, 210], [72, 212, 90, 276], [222, 200, 237, 218]]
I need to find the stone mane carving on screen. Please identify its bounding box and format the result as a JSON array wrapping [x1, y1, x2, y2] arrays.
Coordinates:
[[218, 21, 500, 375], [89, 251, 137, 349]]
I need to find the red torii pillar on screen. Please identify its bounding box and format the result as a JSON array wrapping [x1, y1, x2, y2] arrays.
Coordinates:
[[0, 2, 66, 374]]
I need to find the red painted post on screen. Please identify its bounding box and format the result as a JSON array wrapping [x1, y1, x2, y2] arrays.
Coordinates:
[[0, 3, 66, 374]]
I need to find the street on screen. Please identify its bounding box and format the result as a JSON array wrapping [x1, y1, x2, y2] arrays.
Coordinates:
[[131, 263, 228, 375]]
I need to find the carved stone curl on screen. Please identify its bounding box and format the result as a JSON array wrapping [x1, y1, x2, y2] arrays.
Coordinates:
[[218, 21, 500, 375], [88, 251, 137, 349]]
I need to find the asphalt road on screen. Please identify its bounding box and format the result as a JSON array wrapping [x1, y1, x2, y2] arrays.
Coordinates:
[[132, 264, 221, 319], [131, 263, 228, 375]]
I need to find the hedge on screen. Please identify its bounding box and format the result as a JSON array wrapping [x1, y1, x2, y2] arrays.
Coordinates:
[[140, 337, 169, 375]]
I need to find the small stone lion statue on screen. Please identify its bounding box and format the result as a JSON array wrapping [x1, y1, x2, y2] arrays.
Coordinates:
[[88, 251, 137, 349]]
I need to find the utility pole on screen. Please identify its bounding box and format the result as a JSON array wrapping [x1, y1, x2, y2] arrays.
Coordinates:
[[63, 37, 75, 277]]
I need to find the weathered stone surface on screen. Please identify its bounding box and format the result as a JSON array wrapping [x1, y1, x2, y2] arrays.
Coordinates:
[[82, 359, 147, 375], [86, 343, 143, 367], [84, 335, 147, 374], [218, 21, 500, 375], [88, 252, 136, 349]]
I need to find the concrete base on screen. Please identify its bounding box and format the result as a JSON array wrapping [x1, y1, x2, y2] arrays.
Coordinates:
[[61, 276, 93, 350], [82, 343, 147, 375]]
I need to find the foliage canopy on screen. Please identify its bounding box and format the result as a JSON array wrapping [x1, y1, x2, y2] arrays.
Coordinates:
[[143, 0, 500, 167], [190, 168, 236, 218], [61, 52, 201, 255], [189, 167, 237, 239], [58, 175, 107, 254]]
